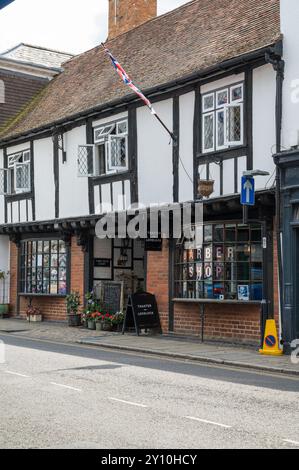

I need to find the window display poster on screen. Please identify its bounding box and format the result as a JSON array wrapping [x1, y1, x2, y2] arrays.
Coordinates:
[[238, 285, 249, 301]]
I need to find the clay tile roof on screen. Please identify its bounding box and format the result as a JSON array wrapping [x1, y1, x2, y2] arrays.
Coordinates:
[[0, 0, 281, 141]]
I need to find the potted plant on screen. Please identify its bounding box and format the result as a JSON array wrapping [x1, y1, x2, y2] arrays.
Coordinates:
[[102, 313, 114, 332], [197, 179, 215, 198], [0, 271, 9, 318], [112, 312, 125, 332], [87, 312, 97, 330], [66, 292, 81, 327], [95, 312, 104, 331], [26, 306, 43, 323]]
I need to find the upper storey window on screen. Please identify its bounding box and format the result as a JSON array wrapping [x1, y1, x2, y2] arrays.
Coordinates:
[[202, 83, 244, 153], [78, 119, 128, 177], [0, 150, 31, 195]]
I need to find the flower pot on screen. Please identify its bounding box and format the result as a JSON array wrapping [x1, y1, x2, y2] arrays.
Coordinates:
[[198, 179, 214, 198], [28, 314, 43, 323], [102, 321, 112, 332], [87, 319, 96, 330], [95, 321, 103, 331], [68, 314, 81, 327], [0, 304, 9, 318]]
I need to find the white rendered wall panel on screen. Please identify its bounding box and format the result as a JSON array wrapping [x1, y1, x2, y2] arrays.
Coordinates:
[[137, 99, 173, 206], [34, 138, 55, 221], [59, 125, 89, 218], [179, 92, 195, 202], [252, 64, 276, 190]]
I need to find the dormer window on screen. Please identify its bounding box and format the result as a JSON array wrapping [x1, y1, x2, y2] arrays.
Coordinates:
[[0, 150, 31, 195], [202, 83, 244, 153], [77, 119, 128, 178]]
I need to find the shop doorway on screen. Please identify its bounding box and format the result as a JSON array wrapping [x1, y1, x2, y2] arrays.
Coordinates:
[[93, 237, 145, 309]]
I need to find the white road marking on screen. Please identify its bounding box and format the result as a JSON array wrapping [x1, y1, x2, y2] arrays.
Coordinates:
[[283, 439, 299, 447], [108, 397, 148, 408], [185, 416, 232, 429], [50, 382, 82, 392], [5, 371, 30, 378]]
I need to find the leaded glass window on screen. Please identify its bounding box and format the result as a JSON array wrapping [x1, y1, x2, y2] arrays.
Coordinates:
[[20, 239, 68, 295], [202, 82, 244, 153], [174, 223, 263, 301]]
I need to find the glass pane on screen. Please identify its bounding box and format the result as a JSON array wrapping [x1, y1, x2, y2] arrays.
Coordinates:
[[59, 281, 67, 295], [231, 85, 243, 102], [225, 246, 235, 261], [237, 284, 250, 301], [251, 245, 262, 262], [225, 224, 236, 242], [251, 226, 262, 242], [237, 263, 250, 281], [204, 245, 213, 262], [251, 263, 263, 280], [251, 283, 262, 301], [196, 263, 203, 280], [204, 282, 213, 299], [203, 94, 214, 111], [214, 263, 224, 280], [227, 105, 241, 142], [203, 114, 214, 151], [236, 245, 250, 262], [50, 282, 58, 295], [225, 282, 237, 300], [217, 110, 225, 147], [204, 225, 212, 242], [213, 283, 225, 299], [217, 89, 228, 107], [237, 225, 250, 241], [214, 225, 224, 242], [204, 263, 212, 280], [214, 245, 224, 261], [51, 240, 58, 253], [59, 240, 66, 253], [51, 254, 58, 268]]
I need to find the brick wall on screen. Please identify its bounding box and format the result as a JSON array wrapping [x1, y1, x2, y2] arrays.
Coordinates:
[[9, 236, 85, 322], [146, 239, 169, 332], [108, 0, 157, 39], [146, 228, 280, 346]]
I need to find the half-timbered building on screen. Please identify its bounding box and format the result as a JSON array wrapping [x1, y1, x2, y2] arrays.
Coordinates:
[[0, 0, 298, 348]]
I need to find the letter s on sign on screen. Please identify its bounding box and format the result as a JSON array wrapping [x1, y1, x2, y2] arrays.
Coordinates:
[[291, 339, 299, 365]]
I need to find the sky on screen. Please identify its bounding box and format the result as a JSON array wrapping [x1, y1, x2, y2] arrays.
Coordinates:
[[0, 0, 190, 54]]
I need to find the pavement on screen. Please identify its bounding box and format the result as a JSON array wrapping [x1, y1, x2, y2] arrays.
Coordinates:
[[0, 334, 299, 449], [0, 318, 298, 376]]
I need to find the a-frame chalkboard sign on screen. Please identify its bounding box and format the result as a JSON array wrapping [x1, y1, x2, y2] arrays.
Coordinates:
[[122, 292, 161, 336]]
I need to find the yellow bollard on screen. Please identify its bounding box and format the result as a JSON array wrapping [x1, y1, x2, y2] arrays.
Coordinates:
[[259, 319, 283, 356]]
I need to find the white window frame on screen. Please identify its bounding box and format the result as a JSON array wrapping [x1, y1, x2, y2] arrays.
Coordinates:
[[77, 144, 96, 177], [224, 103, 244, 147], [216, 108, 226, 151], [7, 151, 31, 194], [0, 169, 11, 195], [202, 112, 215, 153], [202, 93, 215, 112], [106, 134, 129, 173], [230, 83, 244, 103], [94, 124, 116, 143], [202, 82, 244, 154], [216, 88, 229, 109], [14, 162, 31, 193]]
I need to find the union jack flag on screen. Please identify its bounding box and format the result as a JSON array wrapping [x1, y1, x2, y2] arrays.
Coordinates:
[[103, 45, 156, 115]]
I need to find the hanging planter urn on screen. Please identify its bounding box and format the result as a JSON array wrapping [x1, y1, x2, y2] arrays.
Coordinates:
[[197, 179, 215, 198]]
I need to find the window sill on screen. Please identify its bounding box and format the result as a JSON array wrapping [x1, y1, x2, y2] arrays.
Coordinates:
[[18, 293, 67, 298], [6, 191, 32, 201], [91, 171, 130, 183], [196, 145, 247, 160], [172, 298, 261, 305]]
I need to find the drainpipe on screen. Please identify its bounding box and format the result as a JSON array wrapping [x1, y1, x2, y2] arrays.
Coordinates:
[[266, 51, 285, 345]]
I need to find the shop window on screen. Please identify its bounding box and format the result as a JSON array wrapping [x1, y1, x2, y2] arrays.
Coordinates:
[[20, 239, 68, 295], [202, 83, 244, 153], [174, 223, 262, 301]]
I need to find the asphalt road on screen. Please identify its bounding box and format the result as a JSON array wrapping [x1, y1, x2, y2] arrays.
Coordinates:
[[0, 333, 298, 449]]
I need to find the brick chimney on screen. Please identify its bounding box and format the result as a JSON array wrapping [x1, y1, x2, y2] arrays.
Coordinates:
[[108, 0, 157, 40]]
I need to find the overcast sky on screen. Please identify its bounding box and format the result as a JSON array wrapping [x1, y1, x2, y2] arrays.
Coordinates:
[[0, 0, 190, 54]]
